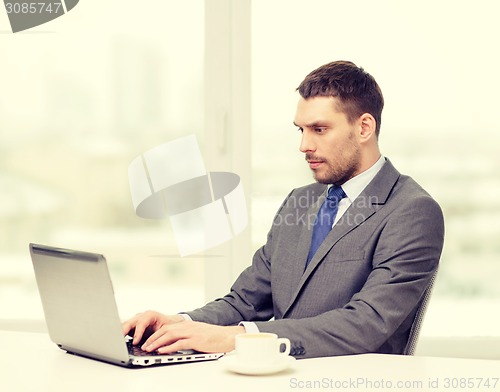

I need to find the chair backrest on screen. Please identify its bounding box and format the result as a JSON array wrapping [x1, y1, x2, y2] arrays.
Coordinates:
[[403, 270, 438, 355]]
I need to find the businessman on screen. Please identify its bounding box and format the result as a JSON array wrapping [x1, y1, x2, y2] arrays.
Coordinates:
[[122, 60, 445, 359]]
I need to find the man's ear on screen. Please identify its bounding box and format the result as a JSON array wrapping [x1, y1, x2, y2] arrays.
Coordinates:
[[358, 113, 377, 142]]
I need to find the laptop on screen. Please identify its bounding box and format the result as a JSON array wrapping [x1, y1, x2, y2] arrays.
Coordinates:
[[29, 243, 224, 367]]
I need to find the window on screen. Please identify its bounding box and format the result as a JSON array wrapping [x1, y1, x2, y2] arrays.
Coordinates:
[[251, 0, 500, 337], [0, 0, 206, 322], [3, 0, 499, 339]]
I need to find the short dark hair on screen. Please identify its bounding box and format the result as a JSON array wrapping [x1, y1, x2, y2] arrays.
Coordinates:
[[297, 61, 384, 136]]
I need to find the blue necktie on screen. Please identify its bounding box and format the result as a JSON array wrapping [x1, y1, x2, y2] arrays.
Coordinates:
[[306, 185, 346, 267]]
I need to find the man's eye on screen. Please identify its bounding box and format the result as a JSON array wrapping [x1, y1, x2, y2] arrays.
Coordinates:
[[314, 128, 326, 133], [297, 127, 303, 133]]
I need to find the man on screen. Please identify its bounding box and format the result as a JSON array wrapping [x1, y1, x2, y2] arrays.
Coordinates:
[[122, 61, 445, 359]]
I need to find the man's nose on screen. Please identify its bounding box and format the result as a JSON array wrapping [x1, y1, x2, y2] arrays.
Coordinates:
[[299, 131, 315, 153]]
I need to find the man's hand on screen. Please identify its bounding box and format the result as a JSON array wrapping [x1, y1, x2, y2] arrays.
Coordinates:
[[141, 321, 245, 354], [122, 310, 185, 345], [122, 310, 245, 354]]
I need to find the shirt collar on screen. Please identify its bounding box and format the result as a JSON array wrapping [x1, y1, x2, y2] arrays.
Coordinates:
[[331, 155, 386, 202]]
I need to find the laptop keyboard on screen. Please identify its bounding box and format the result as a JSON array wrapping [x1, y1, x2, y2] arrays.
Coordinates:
[[127, 340, 161, 357]]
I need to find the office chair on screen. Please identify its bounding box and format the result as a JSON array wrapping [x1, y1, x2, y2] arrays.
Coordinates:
[[403, 270, 438, 355]]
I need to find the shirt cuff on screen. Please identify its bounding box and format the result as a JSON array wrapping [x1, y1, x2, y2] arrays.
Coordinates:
[[180, 315, 258, 333], [238, 321, 260, 334]]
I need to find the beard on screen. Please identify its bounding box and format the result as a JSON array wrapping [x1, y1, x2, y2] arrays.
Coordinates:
[[306, 133, 361, 185]]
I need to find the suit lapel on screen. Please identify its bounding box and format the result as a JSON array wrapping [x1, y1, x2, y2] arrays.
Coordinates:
[[283, 159, 401, 317], [287, 186, 326, 293]]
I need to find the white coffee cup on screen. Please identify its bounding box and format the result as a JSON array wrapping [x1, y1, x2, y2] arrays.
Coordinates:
[[235, 333, 290, 364]]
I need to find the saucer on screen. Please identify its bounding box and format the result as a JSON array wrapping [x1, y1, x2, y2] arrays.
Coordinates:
[[220, 354, 295, 375]]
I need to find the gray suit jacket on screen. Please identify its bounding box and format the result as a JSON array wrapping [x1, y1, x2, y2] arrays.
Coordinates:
[[186, 159, 445, 358]]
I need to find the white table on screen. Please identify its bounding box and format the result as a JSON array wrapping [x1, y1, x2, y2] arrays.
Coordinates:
[[2, 330, 499, 392]]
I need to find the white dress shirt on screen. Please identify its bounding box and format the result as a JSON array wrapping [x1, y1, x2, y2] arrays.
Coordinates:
[[332, 154, 386, 227]]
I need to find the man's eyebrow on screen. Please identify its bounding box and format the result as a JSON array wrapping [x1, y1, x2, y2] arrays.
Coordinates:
[[294, 121, 328, 128]]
